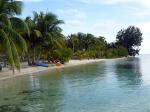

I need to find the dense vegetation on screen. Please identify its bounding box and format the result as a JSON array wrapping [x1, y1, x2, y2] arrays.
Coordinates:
[[66, 33, 130, 59], [0, 0, 143, 72], [116, 26, 143, 56]]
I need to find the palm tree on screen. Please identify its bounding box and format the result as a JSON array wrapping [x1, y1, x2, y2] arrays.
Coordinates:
[[24, 17, 42, 64], [0, 0, 22, 15], [24, 12, 64, 64], [67, 34, 79, 53], [0, 0, 29, 73], [33, 11, 64, 34]]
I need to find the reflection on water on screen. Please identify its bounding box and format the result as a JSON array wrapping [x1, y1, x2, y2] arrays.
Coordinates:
[[114, 57, 142, 87], [1, 56, 150, 112]]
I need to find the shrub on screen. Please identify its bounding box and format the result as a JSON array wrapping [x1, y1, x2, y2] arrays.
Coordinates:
[[117, 46, 128, 57], [52, 48, 73, 63]]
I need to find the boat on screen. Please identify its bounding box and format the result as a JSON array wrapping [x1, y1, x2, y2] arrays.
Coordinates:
[[36, 63, 49, 67]]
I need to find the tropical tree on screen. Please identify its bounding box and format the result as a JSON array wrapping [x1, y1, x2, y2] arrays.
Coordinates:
[[24, 11, 66, 64], [67, 33, 108, 59], [0, 0, 29, 73], [34, 12, 65, 62], [116, 26, 143, 56], [67, 34, 79, 53], [24, 17, 42, 65], [0, 0, 22, 15]]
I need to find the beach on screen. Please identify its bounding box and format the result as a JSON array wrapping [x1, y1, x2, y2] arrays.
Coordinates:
[[0, 58, 124, 81]]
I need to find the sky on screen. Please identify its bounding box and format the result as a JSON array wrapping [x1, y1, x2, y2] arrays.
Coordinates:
[[19, 0, 150, 54]]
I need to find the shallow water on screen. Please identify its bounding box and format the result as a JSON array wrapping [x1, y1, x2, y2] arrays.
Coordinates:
[[0, 55, 150, 112]]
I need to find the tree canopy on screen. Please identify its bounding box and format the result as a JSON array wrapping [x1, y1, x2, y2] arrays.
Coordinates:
[[0, 0, 28, 73], [116, 26, 143, 56]]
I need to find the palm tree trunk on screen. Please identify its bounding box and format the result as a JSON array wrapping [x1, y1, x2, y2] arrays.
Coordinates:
[[33, 47, 36, 63], [73, 41, 75, 53], [38, 46, 42, 61], [12, 67, 15, 75], [27, 53, 31, 65]]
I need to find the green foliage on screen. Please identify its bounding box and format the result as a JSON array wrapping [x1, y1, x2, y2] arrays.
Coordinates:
[[117, 46, 128, 57], [24, 12, 64, 64], [116, 26, 143, 56], [73, 51, 87, 59], [51, 48, 73, 63], [67, 32, 131, 59], [106, 47, 128, 58], [73, 50, 96, 59], [0, 0, 28, 72], [0, 0, 22, 16], [10, 17, 29, 35], [67, 33, 108, 59], [106, 48, 118, 58]]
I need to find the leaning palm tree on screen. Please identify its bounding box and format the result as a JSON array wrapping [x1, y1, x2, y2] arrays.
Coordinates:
[[0, 0, 29, 73]]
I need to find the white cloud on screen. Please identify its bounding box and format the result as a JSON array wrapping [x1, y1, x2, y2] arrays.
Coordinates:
[[89, 20, 126, 42], [102, 0, 136, 5], [61, 19, 88, 36], [77, 0, 136, 4], [17, 0, 43, 2], [65, 20, 83, 27], [56, 9, 86, 19], [77, 0, 150, 8], [93, 20, 119, 31], [141, 0, 150, 7], [136, 22, 150, 33], [131, 11, 150, 18], [19, 0, 150, 8], [140, 38, 150, 54], [135, 22, 150, 54]]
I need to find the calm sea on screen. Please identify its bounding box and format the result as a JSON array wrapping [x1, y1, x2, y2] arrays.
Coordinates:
[[0, 55, 150, 112]]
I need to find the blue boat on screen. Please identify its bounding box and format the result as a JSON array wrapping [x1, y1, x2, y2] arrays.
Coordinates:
[[36, 63, 49, 67]]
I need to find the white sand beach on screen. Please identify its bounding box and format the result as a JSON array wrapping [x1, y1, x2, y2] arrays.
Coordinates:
[[0, 58, 124, 81]]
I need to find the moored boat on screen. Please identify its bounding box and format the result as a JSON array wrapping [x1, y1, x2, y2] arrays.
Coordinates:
[[36, 63, 49, 67]]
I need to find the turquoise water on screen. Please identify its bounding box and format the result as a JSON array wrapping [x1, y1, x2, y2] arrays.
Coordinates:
[[0, 55, 150, 112]]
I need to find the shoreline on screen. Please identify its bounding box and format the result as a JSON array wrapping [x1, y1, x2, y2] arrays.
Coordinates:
[[0, 58, 124, 81]]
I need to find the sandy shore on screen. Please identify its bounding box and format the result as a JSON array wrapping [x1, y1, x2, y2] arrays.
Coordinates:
[[0, 58, 124, 81]]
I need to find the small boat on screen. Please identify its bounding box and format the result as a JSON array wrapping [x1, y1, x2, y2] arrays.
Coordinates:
[[36, 63, 49, 67]]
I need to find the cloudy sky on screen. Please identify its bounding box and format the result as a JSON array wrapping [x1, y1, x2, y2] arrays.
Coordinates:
[[20, 0, 150, 54]]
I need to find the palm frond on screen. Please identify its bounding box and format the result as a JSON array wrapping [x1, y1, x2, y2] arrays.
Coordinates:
[[0, 29, 15, 70], [33, 11, 39, 22], [57, 38, 65, 48], [9, 38, 20, 70], [0, 13, 11, 28], [45, 12, 57, 23], [0, 0, 22, 16], [10, 17, 30, 35], [6, 0, 22, 15], [53, 39, 63, 50], [3, 27, 28, 53], [34, 30, 42, 38], [25, 16, 35, 30], [49, 20, 64, 31]]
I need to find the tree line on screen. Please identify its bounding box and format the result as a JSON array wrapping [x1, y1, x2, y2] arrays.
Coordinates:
[[0, 0, 143, 72]]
